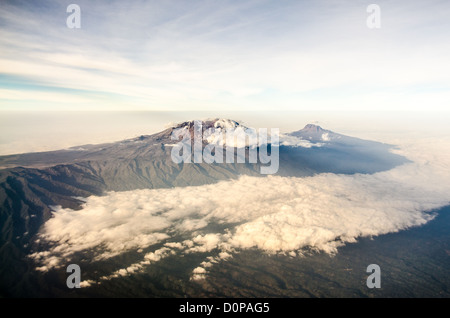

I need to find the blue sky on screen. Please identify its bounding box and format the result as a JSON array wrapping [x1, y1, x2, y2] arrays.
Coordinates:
[[0, 0, 449, 111]]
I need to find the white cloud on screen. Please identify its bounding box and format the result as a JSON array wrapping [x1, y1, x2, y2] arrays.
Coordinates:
[[29, 134, 450, 283], [187, 234, 224, 253], [193, 267, 207, 274], [80, 280, 95, 288], [279, 134, 323, 148], [191, 267, 207, 281], [321, 133, 330, 141]]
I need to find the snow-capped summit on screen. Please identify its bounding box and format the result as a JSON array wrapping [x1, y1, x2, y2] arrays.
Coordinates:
[[213, 119, 242, 129], [167, 119, 252, 146], [170, 118, 244, 130], [205, 119, 255, 147]]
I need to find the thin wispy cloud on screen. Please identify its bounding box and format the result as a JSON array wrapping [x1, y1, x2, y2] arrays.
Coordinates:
[[1, 0, 450, 111]]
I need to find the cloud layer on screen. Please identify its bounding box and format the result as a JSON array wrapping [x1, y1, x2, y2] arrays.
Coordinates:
[[29, 135, 450, 284], [2, 0, 450, 111]]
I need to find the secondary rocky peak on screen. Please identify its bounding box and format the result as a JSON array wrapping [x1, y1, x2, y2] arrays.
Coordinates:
[[302, 124, 325, 132]]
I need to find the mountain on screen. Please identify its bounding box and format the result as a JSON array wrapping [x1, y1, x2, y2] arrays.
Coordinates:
[[0, 119, 408, 296], [291, 124, 336, 142]]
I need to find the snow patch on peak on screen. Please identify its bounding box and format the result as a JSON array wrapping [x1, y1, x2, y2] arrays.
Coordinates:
[[166, 118, 245, 130], [213, 119, 242, 129], [303, 124, 324, 131]]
